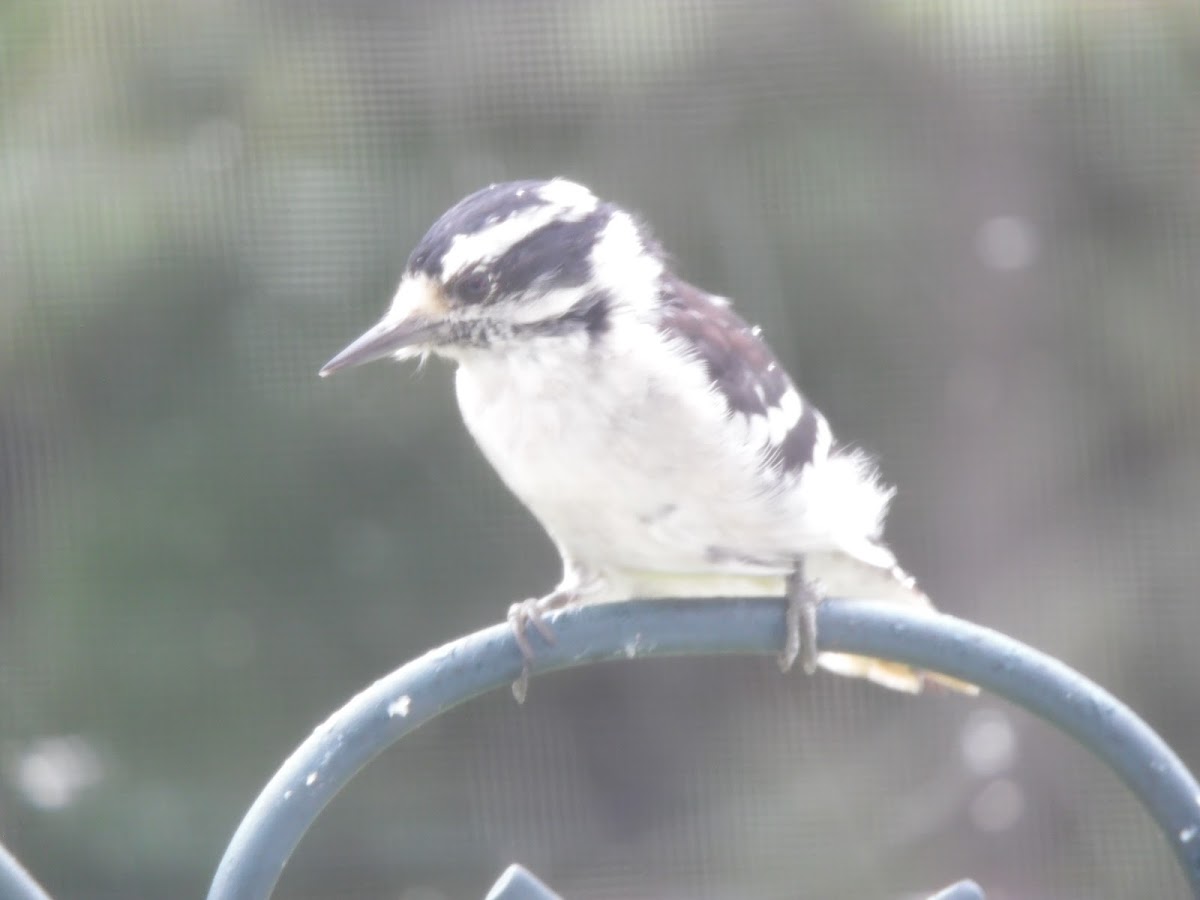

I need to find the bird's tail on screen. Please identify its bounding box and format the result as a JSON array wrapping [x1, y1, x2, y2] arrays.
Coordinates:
[[816, 650, 979, 695], [805, 545, 980, 696]]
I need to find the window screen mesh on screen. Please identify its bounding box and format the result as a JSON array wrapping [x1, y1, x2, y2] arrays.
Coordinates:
[[1, 2, 1198, 898]]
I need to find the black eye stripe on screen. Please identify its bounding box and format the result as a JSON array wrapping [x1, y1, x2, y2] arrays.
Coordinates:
[[447, 269, 493, 304], [406, 180, 611, 294], [433, 210, 610, 306], [488, 211, 607, 297], [406, 180, 563, 278]]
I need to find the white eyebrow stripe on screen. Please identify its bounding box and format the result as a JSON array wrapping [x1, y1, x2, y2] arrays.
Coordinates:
[[765, 389, 803, 445], [439, 181, 600, 280]]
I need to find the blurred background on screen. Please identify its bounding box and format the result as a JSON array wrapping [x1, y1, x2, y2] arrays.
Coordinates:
[[1, 1, 1199, 898]]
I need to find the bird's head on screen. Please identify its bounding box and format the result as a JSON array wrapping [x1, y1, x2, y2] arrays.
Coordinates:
[[320, 178, 665, 375]]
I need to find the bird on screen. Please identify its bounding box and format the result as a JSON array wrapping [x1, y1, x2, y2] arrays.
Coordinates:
[[320, 178, 977, 701]]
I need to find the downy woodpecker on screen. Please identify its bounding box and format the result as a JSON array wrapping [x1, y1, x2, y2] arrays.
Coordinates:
[[321, 178, 976, 701]]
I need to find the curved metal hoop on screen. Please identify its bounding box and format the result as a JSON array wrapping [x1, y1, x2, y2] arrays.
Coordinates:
[[0, 841, 53, 900], [205, 600, 1200, 899]]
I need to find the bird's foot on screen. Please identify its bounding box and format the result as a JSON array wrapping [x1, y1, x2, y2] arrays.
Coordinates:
[[781, 561, 821, 675], [507, 598, 559, 659], [507, 589, 577, 703]]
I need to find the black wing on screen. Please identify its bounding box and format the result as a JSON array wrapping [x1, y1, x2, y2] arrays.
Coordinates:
[[658, 276, 823, 474]]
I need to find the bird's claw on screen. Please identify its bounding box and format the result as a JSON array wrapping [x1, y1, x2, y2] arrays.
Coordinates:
[[506, 592, 573, 703], [782, 562, 821, 675], [508, 598, 558, 658]]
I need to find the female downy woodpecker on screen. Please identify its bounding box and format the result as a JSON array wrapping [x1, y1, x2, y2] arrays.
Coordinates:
[[321, 178, 976, 700]]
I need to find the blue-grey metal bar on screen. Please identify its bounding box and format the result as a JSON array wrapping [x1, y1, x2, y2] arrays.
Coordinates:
[[484, 864, 563, 900], [0, 840, 53, 900], [207, 599, 1200, 899], [927, 879, 985, 900]]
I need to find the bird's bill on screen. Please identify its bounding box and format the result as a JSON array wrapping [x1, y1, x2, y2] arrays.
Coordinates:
[[319, 276, 446, 377], [318, 316, 437, 376]]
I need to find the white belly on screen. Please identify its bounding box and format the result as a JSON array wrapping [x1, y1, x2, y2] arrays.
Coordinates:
[[453, 332, 796, 578]]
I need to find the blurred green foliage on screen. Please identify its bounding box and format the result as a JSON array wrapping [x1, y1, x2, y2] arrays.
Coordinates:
[[1, 1, 1199, 898]]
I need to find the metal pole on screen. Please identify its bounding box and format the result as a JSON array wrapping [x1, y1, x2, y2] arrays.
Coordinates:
[[207, 599, 1200, 899], [484, 864, 563, 900], [927, 879, 985, 900], [0, 840, 54, 900]]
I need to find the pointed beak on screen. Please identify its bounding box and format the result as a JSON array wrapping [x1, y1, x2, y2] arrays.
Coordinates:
[[319, 275, 447, 377]]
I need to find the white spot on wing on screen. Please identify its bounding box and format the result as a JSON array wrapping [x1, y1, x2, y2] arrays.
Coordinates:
[[778, 388, 802, 422], [765, 388, 803, 445]]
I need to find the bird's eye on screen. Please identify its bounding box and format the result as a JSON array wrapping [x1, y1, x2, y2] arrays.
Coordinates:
[[458, 271, 491, 303]]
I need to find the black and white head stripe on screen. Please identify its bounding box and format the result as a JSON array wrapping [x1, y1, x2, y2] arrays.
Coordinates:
[[659, 276, 829, 473], [409, 179, 606, 288]]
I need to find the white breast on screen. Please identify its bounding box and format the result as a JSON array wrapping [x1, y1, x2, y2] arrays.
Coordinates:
[[453, 322, 808, 579]]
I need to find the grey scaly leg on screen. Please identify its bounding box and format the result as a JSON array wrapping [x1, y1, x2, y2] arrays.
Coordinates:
[[507, 589, 575, 703], [782, 559, 821, 674]]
